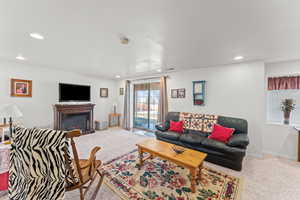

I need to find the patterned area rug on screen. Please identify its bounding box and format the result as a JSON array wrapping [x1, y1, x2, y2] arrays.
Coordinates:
[[102, 150, 243, 200]]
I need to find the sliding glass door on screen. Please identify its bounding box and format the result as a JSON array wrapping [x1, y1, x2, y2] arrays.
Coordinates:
[[133, 82, 160, 130]]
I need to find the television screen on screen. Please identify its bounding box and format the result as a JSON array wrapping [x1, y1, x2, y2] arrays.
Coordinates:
[[59, 83, 91, 102]]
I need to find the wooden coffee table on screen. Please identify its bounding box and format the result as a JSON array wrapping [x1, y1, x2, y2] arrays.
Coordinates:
[[136, 139, 207, 193]]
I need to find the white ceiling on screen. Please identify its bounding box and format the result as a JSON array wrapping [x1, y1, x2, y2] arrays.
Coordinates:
[[1, 0, 300, 79]]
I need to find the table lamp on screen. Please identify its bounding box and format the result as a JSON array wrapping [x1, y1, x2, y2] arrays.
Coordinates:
[[0, 104, 23, 138], [113, 103, 117, 114]]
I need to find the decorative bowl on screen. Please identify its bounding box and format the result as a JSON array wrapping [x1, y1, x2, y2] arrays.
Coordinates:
[[171, 145, 186, 154]]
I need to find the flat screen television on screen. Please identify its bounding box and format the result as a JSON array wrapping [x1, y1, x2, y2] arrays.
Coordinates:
[[59, 83, 91, 102]]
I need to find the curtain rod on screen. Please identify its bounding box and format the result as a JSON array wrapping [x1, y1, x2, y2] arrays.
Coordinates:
[[128, 75, 169, 82], [268, 74, 300, 78]]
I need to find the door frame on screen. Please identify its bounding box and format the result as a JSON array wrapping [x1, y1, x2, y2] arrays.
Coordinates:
[[133, 82, 159, 130]]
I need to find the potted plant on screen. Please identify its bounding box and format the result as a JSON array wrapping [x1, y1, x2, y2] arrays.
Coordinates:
[[281, 99, 296, 125]]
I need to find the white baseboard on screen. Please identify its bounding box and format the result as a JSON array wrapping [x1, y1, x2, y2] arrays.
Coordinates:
[[262, 150, 297, 161], [247, 152, 263, 158]]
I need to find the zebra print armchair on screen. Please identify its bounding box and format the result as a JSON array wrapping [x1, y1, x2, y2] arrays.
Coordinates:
[[9, 127, 104, 200]]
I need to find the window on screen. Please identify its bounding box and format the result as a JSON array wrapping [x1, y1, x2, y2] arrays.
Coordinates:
[[267, 76, 300, 125]]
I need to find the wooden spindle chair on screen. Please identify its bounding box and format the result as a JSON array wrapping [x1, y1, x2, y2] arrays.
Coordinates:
[[65, 130, 104, 200]]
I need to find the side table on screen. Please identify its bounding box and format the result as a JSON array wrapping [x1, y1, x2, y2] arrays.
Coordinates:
[[108, 113, 121, 128], [0, 144, 10, 191], [0, 124, 9, 142]]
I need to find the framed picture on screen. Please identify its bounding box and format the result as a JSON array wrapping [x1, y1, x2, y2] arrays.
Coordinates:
[[178, 88, 185, 98], [171, 89, 178, 98], [119, 88, 124, 95], [193, 81, 206, 106], [11, 78, 32, 97], [100, 88, 108, 97]]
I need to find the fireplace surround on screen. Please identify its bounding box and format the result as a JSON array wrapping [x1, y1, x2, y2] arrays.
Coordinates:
[[53, 104, 95, 134]]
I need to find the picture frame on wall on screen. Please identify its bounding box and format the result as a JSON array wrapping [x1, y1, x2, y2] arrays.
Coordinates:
[[193, 81, 206, 106], [178, 88, 185, 98], [119, 88, 124, 95], [11, 78, 32, 97], [100, 88, 108, 97], [171, 89, 178, 98]]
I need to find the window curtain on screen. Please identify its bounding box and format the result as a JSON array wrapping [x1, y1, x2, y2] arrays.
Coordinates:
[[268, 76, 300, 90], [122, 80, 131, 130], [158, 76, 168, 122]]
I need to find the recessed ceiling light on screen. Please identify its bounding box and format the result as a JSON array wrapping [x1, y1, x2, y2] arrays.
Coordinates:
[[115, 75, 121, 78], [119, 34, 129, 45], [16, 54, 26, 60], [30, 32, 44, 40], [156, 69, 162, 72], [234, 56, 244, 61]]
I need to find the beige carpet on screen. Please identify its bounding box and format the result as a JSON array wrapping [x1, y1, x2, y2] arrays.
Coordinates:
[[2, 128, 300, 200]]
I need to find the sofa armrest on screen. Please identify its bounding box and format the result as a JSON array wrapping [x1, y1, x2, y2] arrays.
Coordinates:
[[227, 134, 249, 148], [155, 122, 170, 132]]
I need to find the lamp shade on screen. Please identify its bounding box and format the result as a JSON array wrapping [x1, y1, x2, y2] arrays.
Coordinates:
[[0, 104, 23, 118]]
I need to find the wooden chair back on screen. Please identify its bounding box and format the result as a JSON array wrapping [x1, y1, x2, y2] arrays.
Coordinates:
[[65, 129, 81, 186], [64, 130, 104, 200]]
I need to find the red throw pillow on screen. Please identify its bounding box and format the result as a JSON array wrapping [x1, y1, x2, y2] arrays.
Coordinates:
[[208, 124, 235, 143], [169, 120, 184, 133]]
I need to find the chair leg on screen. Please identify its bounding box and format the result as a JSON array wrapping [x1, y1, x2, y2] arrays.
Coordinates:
[[79, 187, 84, 200], [98, 170, 105, 186], [84, 175, 97, 196], [90, 170, 105, 200]]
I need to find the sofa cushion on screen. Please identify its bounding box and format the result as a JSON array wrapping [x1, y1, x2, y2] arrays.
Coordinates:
[[218, 116, 248, 134], [201, 138, 245, 156], [178, 113, 219, 133], [184, 129, 209, 137], [169, 120, 184, 133], [179, 112, 192, 129], [183, 143, 229, 157], [179, 133, 206, 145], [155, 122, 170, 132], [208, 124, 235, 143], [202, 114, 219, 133], [166, 112, 180, 122], [155, 131, 181, 141], [189, 113, 204, 131]]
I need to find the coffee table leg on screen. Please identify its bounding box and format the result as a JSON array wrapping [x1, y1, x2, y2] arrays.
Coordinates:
[[198, 163, 203, 181], [190, 168, 197, 193], [138, 148, 144, 169]]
